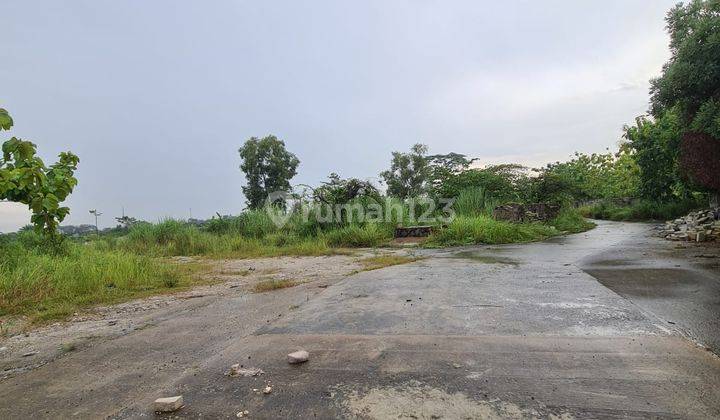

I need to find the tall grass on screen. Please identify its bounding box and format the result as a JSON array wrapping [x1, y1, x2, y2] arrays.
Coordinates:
[[0, 237, 191, 321], [205, 210, 278, 237], [550, 208, 596, 233], [101, 219, 332, 258], [428, 215, 559, 246], [427, 208, 593, 246], [453, 187, 496, 217], [321, 223, 393, 247]]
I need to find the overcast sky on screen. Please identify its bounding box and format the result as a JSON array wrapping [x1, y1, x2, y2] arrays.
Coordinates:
[[1, 0, 676, 232]]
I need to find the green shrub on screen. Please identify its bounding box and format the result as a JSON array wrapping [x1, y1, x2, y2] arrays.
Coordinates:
[[550, 208, 596, 233], [579, 199, 703, 221]]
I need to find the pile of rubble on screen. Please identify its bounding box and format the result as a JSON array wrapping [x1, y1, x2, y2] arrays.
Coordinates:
[[659, 208, 720, 242]]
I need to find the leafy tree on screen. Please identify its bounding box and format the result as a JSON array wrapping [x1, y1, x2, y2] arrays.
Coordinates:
[[312, 173, 380, 205], [538, 150, 640, 201], [380, 143, 429, 198], [527, 171, 578, 206], [623, 111, 684, 201], [115, 215, 139, 229], [0, 109, 79, 240], [432, 165, 529, 202], [426, 152, 474, 194], [238, 135, 300, 209], [644, 0, 720, 204], [650, 0, 720, 137]]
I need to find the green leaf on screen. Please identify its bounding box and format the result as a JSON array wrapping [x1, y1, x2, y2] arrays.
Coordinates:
[[0, 109, 13, 131]]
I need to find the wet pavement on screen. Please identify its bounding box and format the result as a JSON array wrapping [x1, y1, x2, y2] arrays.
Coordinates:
[[580, 224, 720, 353], [1, 220, 719, 418]]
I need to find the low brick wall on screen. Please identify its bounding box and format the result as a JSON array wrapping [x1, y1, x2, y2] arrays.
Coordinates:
[[394, 226, 434, 238]]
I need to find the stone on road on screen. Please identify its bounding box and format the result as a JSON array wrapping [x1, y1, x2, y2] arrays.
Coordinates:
[[287, 350, 309, 364], [153, 395, 183, 412]]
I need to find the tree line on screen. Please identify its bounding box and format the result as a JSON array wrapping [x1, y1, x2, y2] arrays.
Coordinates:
[[2, 0, 719, 243]]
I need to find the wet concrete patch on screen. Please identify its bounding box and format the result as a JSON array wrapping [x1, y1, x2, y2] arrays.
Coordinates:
[[584, 268, 702, 299], [449, 251, 520, 266], [583, 262, 720, 353]]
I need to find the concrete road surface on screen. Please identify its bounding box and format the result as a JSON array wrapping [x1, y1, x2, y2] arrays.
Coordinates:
[[1, 220, 719, 419]]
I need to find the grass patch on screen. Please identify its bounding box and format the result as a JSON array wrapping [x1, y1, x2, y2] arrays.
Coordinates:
[[321, 223, 394, 247], [427, 215, 558, 246], [579, 199, 703, 221], [96, 220, 337, 259], [0, 236, 205, 323], [549, 208, 596, 233], [426, 208, 593, 246], [357, 254, 423, 271], [252, 279, 297, 293]]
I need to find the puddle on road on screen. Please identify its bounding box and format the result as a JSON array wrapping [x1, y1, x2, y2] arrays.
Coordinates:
[[450, 251, 520, 266], [583, 268, 699, 298]]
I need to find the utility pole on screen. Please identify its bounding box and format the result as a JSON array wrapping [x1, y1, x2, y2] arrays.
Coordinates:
[[89, 209, 102, 234]]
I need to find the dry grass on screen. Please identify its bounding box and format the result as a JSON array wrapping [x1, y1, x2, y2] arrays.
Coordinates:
[[252, 279, 298, 293], [357, 254, 423, 272]]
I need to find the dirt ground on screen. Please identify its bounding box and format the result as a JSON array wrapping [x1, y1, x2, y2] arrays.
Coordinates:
[[0, 248, 416, 379]]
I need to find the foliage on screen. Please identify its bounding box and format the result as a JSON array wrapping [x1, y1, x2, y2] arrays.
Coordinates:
[[205, 210, 278, 237], [427, 215, 557, 246], [623, 111, 685, 200], [115, 215, 139, 229], [0, 109, 80, 241], [321, 223, 393, 247], [679, 131, 720, 192], [432, 164, 529, 202], [650, 0, 720, 137], [579, 198, 703, 221], [312, 173, 381, 205], [534, 150, 640, 203], [452, 187, 496, 217], [527, 171, 578, 206], [380, 143, 429, 198], [425, 152, 474, 193], [238, 135, 300, 209], [107, 218, 331, 258], [549, 208, 596, 233], [0, 233, 188, 321], [427, 208, 592, 246]]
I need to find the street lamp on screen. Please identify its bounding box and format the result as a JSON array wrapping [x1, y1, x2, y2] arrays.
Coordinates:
[[89, 209, 103, 234]]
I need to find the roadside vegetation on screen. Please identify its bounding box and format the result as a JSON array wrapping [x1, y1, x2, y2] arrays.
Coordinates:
[[0, 231, 200, 322], [579, 199, 704, 222]]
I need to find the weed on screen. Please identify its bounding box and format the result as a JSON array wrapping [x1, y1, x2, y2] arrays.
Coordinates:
[[357, 254, 422, 271], [253, 279, 297, 293]]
